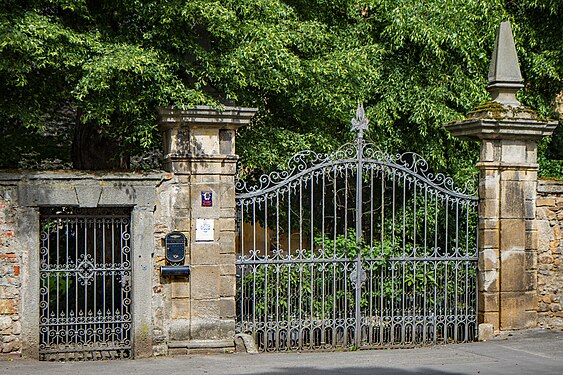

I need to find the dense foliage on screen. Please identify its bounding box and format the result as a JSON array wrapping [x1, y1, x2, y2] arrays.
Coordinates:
[[0, 1, 561, 181]]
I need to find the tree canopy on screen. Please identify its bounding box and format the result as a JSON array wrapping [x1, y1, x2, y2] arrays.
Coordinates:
[[1, 1, 561, 182]]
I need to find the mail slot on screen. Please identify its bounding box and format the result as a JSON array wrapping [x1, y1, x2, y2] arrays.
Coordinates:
[[165, 232, 186, 264], [160, 265, 191, 277]]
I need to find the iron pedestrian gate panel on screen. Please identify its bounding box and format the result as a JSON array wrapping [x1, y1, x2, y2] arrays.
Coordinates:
[[235, 105, 479, 352], [39, 207, 132, 360]]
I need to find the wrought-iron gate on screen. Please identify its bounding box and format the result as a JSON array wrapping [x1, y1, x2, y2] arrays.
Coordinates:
[[39, 208, 132, 360], [235, 106, 478, 351]]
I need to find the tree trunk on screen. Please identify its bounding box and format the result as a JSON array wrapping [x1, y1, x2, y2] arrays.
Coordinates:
[[72, 115, 129, 170]]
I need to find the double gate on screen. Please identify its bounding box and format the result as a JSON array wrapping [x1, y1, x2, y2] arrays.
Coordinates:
[[235, 106, 478, 351], [39, 208, 132, 360]]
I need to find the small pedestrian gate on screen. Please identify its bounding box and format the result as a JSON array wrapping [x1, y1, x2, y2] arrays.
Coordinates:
[[235, 106, 478, 351], [39, 208, 132, 360]]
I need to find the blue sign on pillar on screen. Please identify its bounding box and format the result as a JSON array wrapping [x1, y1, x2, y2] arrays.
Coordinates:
[[201, 191, 212, 207]]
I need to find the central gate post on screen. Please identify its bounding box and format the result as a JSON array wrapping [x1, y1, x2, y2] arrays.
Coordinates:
[[158, 105, 256, 351], [446, 22, 556, 334], [352, 104, 369, 347]]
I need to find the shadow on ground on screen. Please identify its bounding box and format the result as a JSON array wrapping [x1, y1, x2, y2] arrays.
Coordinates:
[[231, 366, 463, 375]]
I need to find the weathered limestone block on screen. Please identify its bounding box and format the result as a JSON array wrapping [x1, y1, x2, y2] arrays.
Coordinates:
[[500, 291, 537, 329], [219, 275, 236, 298], [478, 292, 499, 312], [499, 219, 526, 251], [234, 333, 258, 353], [170, 280, 190, 299], [169, 319, 190, 341], [478, 323, 495, 341], [190, 243, 225, 265], [190, 265, 221, 300], [171, 300, 190, 320], [190, 318, 235, 341]]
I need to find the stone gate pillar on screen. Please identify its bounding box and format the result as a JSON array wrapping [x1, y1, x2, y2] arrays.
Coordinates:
[[158, 105, 256, 351], [446, 22, 557, 332]]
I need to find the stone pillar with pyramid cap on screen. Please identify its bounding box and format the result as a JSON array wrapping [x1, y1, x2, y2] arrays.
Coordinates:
[[446, 22, 557, 332]]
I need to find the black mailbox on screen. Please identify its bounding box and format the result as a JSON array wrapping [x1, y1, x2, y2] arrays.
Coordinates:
[[165, 232, 186, 264], [162, 232, 190, 277]]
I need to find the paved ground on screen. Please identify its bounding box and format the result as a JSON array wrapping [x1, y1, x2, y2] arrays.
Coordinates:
[[1, 329, 562, 375]]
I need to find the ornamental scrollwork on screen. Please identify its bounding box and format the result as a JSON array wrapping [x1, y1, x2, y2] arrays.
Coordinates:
[[236, 141, 477, 202]]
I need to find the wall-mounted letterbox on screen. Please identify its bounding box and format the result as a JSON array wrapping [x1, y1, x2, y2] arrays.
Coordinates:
[[161, 232, 190, 277], [165, 232, 186, 264]]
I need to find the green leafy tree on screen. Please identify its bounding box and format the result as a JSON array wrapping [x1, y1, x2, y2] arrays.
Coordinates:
[[0, 1, 561, 178]]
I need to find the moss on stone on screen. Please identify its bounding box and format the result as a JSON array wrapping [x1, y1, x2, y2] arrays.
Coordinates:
[[466, 100, 539, 120]]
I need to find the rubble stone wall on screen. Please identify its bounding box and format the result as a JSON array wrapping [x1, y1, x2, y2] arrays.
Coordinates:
[[536, 180, 563, 329], [0, 182, 20, 354]]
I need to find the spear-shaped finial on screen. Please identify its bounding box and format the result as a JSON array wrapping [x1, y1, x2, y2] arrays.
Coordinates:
[[487, 21, 524, 107]]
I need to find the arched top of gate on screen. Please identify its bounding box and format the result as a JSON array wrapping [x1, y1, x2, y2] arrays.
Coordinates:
[[236, 105, 477, 202]]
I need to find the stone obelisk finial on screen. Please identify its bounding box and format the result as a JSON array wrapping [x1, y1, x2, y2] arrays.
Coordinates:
[[487, 21, 524, 107]]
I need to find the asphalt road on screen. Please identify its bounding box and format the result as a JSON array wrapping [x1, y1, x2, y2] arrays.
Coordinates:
[[1, 329, 562, 375]]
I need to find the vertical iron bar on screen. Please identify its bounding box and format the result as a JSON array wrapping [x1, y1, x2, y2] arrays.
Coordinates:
[[380, 171, 385, 345], [93, 218, 98, 350], [65, 219, 70, 348], [354, 125, 364, 348], [56, 220, 60, 351], [299, 178, 303, 252], [423, 187, 428, 343], [264, 197, 268, 257], [322, 170, 326, 253], [75, 218, 79, 350], [252, 201, 256, 256], [276, 192, 280, 254], [333, 168, 337, 256], [288, 187, 291, 254], [454, 201, 459, 342]]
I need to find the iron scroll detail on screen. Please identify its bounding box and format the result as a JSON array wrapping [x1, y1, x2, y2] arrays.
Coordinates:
[[236, 106, 477, 201]]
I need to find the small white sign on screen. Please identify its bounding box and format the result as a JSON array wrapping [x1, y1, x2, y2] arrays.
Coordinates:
[[195, 219, 214, 242]]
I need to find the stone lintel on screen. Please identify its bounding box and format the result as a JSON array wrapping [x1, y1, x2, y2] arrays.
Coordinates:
[[445, 118, 556, 141], [0, 170, 167, 182], [17, 176, 161, 209]]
